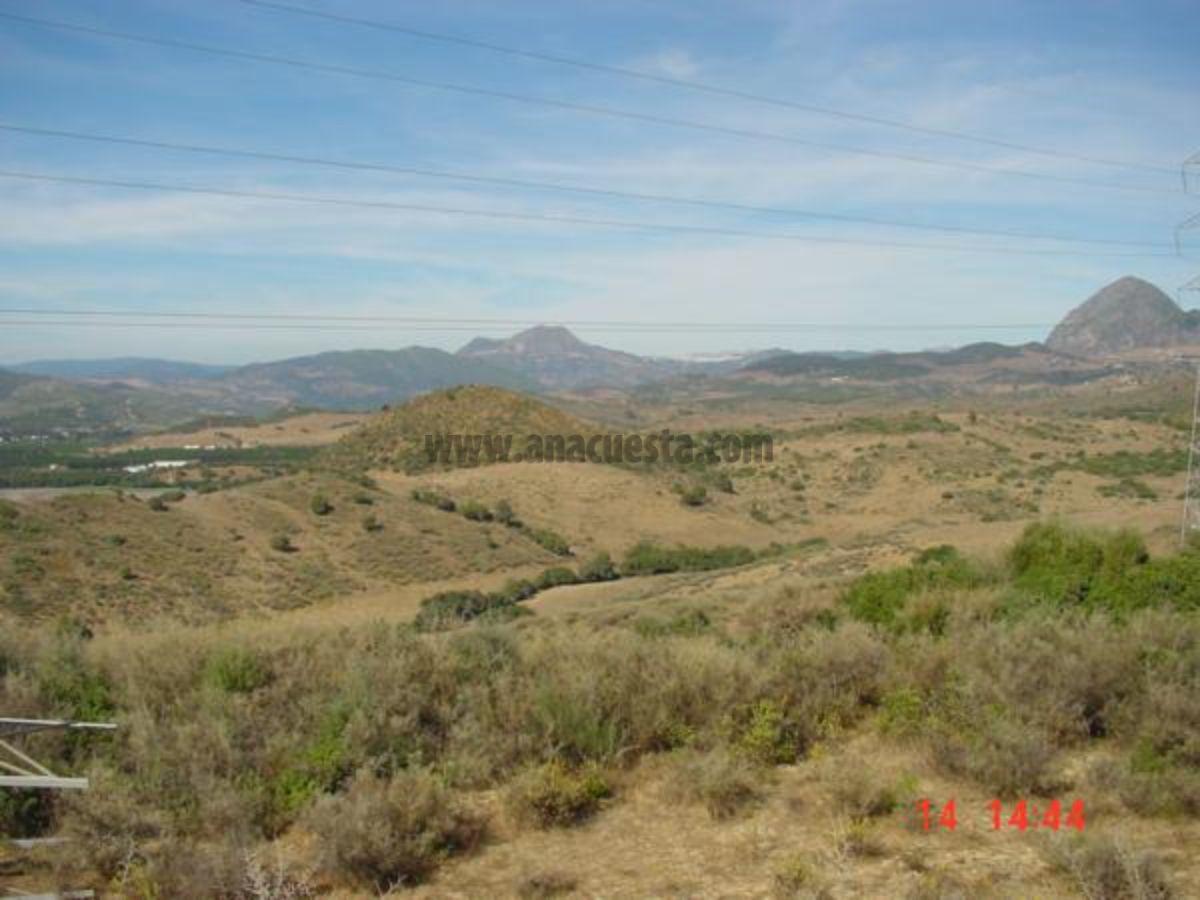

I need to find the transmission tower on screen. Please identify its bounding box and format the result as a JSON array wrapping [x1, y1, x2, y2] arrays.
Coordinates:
[[1, 717, 116, 900], [1184, 151, 1200, 192]]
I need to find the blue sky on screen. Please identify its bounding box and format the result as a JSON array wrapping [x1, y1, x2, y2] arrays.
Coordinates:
[[1, 0, 1197, 364]]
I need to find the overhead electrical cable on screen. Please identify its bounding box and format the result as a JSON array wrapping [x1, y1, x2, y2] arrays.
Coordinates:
[[0, 308, 1056, 331], [238, 0, 1176, 178], [0, 11, 1180, 197], [0, 124, 1168, 249], [0, 169, 1177, 258]]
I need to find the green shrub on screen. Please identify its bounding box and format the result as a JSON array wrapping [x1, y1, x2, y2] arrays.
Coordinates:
[[34, 638, 116, 753], [578, 551, 618, 582], [494, 499, 519, 526], [841, 545, 986, 632], [507, 761, 611, 828], [535, 567, 579, 590], [310, 493, 333, 516], [634, 608, 711, 638], [732, 699, 799, 765], [146, 495, 168, 512], [414, 590, 513, 631], [619, 542, 755, 576], [1003, 521, 1191, 616], [204, 647, 272, 694], [0, 789, 53, 839], [411, 488, 455, 512], [361, 513, 382, 533], [460, 500, 493, 522], [306, 768, 485, 889], [679, 484, 708, 507], [269, 533, 295, 553], [494, 578, 538, 604], [1098, 478, 1158, 500], [527, 527, 571, 557]]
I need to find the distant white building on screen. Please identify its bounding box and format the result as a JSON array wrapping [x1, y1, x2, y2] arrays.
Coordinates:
[[123, 460, 191, 475]]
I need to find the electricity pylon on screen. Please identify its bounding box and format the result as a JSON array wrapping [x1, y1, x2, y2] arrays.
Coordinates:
[[1183, 361, 1200, 546], [1, 718, 116, 900]]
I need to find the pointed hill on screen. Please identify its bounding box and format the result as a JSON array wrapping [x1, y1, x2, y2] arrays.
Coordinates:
[[456, 325, 686, 389], [1046, 276, 1200, 356]]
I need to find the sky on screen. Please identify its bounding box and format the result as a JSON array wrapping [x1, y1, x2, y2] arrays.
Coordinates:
[[0, 0, 1198, 364]]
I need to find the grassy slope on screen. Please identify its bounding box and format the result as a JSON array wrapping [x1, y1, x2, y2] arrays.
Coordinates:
[[1, 523, 1196, 897]]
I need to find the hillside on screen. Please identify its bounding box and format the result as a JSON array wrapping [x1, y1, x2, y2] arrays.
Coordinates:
[[324, 384, 594, 472], [217, 346, 538, 410], [0, 473, 565, 624], [0, 370, 214, 437], [738, 341, 1087, 387], [11, 357, 233, 384], [1046, 275, 1200, 356]]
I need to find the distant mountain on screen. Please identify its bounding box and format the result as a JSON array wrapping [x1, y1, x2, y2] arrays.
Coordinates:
[[11, 357, 233, 384], [1046, 276, 1200, 356], [456, 324, 786, 389], [218, 347, 539, 410], [456, 325, 680, 390], [737, 341, 1107, 387], [744, 351, 931, 380]]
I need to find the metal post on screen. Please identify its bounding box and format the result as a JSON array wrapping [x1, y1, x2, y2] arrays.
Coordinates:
[[1, 718, 115, 900]]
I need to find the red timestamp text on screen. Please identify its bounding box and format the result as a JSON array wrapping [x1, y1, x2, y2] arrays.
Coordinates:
[[917, 798, 1085, 832]]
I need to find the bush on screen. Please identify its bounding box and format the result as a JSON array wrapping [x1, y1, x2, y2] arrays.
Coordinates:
[[360, 513, 381, 533], [578, 551, 618, 582], [930, 714, 1061, 797], [679, 484, 708, 507], [828, 765, 903, 820], [527, 527, 571, 557], [147, 495, 168, 512], [1044, 833, 1174, 900], [619, 542, 755, 576], [668, 748, 763, 820], [494, 578, 538, 604], [841, 545, 987, 632], [411, 488, 455, 512], [731, 699, 801, 765], [414, 590, 511, 631], [309, 493, 333, 516], [306, 769, 485, 890], [270, 533, 295, 553], [506, 761, 611, 828], [204, 647, 272, 694], [460, 500, 493, 522], [535, 567, 579, 590], [494, 499, 519, 526]]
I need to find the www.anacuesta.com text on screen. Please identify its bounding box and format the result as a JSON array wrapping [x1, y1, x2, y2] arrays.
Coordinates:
[[423, 431, 773, 465]]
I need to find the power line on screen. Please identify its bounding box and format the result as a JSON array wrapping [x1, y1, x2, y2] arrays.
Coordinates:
[[0, 319, 1053, 335], [0, 309, 1056, 331], [0, 168, 1176, 258], [0, 10, 1180, 197], [238, 0, 1176, 178], [0, 124, 1168, 249]]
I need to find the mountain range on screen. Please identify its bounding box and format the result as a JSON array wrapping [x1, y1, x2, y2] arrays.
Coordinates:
[[4, 275, 1195, 436]]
